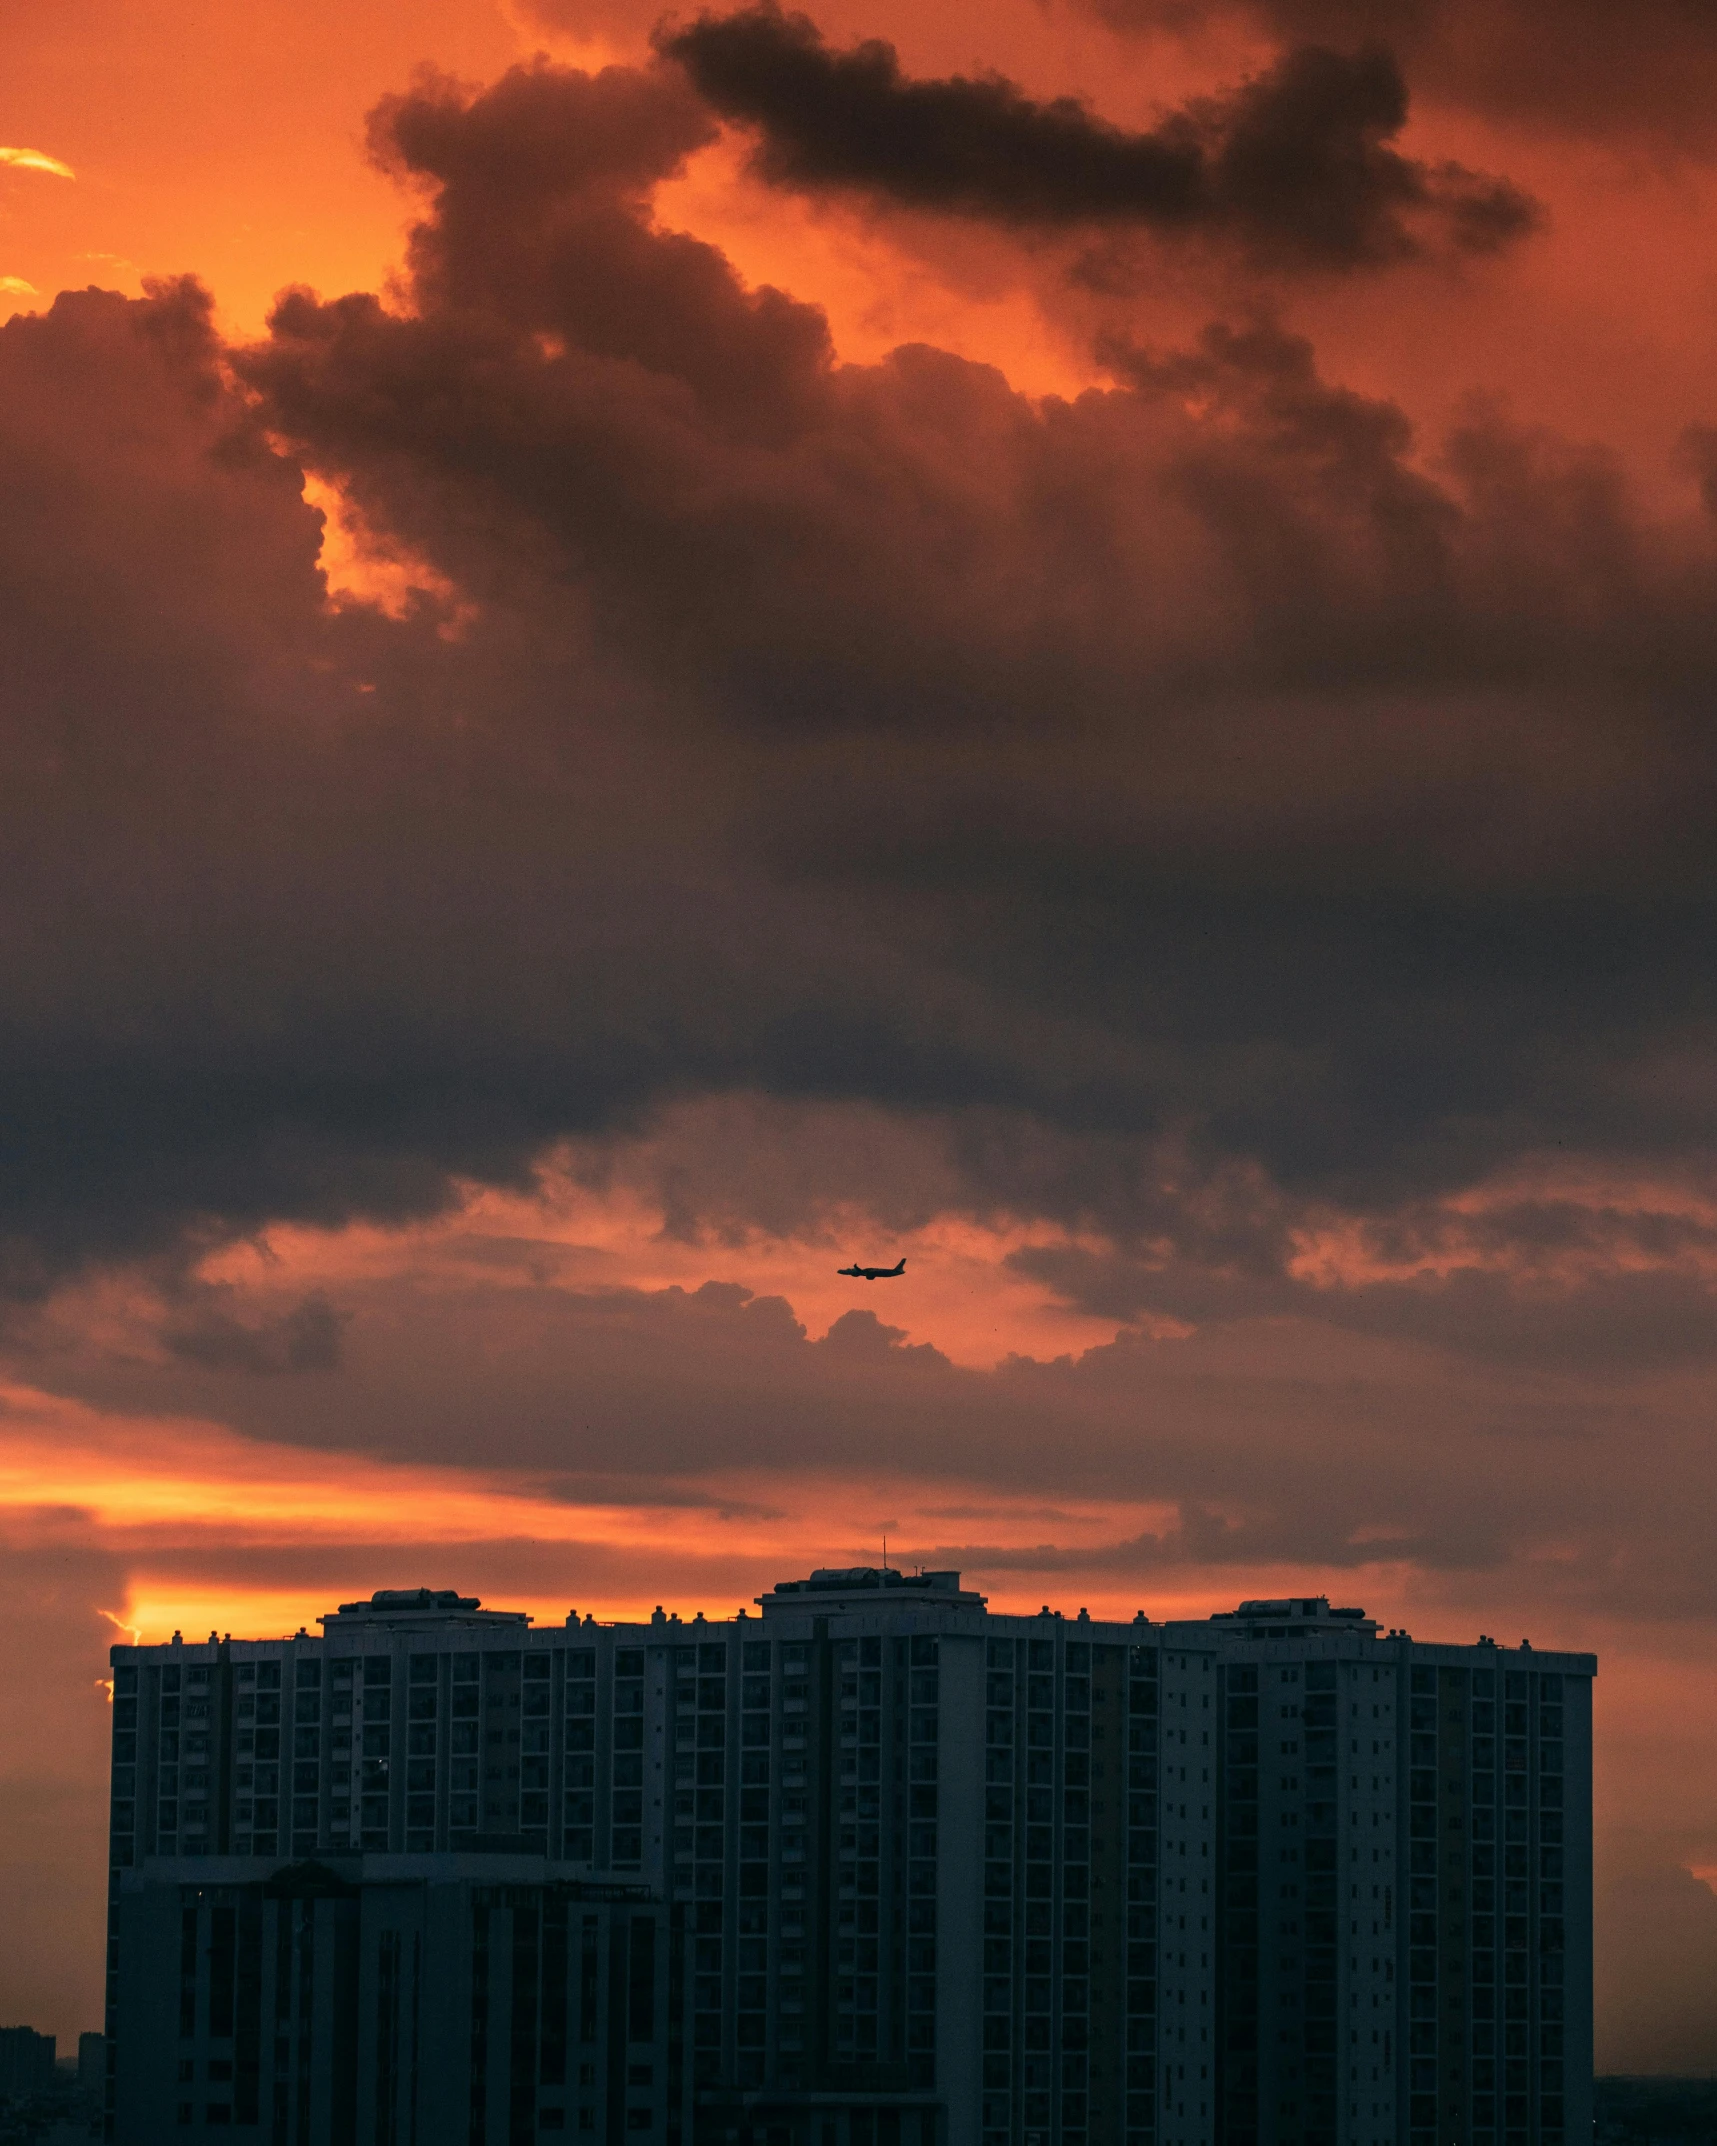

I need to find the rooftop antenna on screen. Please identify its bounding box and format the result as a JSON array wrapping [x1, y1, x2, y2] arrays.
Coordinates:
[[882, 1527, 888, 1573]]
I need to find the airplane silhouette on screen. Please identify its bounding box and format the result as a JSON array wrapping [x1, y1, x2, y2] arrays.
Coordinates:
[[837, 1259, 907, 1280]]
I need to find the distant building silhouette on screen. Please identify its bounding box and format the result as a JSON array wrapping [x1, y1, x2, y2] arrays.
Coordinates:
[[77, 2030, 107, 2097], [0, 2024, 58, 2097], [106, 1577, 1595, 2146]]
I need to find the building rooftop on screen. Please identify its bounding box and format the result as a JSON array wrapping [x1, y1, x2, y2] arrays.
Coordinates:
[[1209, 1595, 1379, 1637], [756, 1566, 987, 1615], [319, 1587, 530, 1630]]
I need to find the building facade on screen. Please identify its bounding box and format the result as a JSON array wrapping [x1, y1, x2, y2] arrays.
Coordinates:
[[114, 1854, 675, 2145], [107, 1576, 1594, 2146]]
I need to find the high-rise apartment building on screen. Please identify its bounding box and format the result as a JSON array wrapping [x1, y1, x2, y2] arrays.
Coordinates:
[[106, 1574, 1594, 2146]]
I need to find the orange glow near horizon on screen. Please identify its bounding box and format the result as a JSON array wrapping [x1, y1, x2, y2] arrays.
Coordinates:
[[0, 1375, 1201, 1633], [0, 1390, 1584, 1643]]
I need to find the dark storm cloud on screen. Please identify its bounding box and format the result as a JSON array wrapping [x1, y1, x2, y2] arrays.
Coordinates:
[[1091, 0, 1717, 148], [3, 54, 1717, 1313], [658, 9, 1537, 267], [0, 269, 851, 1286]]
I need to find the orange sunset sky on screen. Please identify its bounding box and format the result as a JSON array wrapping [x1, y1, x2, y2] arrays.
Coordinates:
[[7, 0, 1717, 2070]]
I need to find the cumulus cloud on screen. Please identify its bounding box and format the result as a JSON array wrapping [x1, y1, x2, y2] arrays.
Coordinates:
[[658, 9, 1538, 268], [0, 53, 1711, 1372]]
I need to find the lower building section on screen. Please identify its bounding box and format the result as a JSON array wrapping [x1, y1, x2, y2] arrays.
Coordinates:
[[114, 1857, 678, 2146]]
